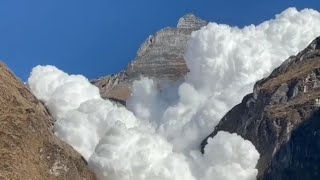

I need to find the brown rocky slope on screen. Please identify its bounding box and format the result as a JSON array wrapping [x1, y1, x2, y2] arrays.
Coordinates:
[[201, 37, 320, 180], [0, 62, 95, 180]]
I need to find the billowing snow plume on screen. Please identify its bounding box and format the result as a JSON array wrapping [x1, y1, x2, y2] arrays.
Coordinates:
[[128, 7, 320, 153], [28, 7, 320, 180], [29, 65, 258, 180], [29, 65, 138, 159]]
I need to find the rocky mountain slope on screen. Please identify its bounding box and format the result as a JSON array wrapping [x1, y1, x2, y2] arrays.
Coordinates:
[[201, 37, 320, 180], [0, 63, 95, 180], [92, 14, 207, 102]]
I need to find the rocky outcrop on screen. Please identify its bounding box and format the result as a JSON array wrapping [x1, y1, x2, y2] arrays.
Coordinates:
[[0, 63, 96, 180], [92, 14, 207, 102], [201, 37, 320, 180]]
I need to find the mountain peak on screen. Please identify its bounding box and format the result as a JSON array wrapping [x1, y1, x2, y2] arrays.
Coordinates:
[[94, 14, 207, 101], [177, 13, 207, 29]]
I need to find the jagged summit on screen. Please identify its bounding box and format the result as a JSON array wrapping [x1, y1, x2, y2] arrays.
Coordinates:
[[93, 14, 207, 101], [177, 13, 207, 29]]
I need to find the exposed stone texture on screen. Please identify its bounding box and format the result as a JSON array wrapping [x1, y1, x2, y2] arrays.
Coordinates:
[[0, 62, 96, 180], [201, 37, 320, 180], [92, 14, 207, 102], [177, 14, 207, 29]]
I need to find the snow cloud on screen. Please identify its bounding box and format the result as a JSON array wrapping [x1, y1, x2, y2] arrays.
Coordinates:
[[28, 7, 320, 180]]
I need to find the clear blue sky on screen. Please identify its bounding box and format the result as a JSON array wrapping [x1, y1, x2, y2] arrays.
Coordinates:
[[1, 0, 320, 81]]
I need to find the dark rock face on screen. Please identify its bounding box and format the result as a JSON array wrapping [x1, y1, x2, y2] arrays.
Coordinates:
[[263, 110, 320, 180], [201, 37, 320, 180], [0, 63, 96, 180], [93, 14, 207, 102]]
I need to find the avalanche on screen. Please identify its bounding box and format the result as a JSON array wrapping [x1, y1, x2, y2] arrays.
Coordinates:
[[28, 7, 320, 180]]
